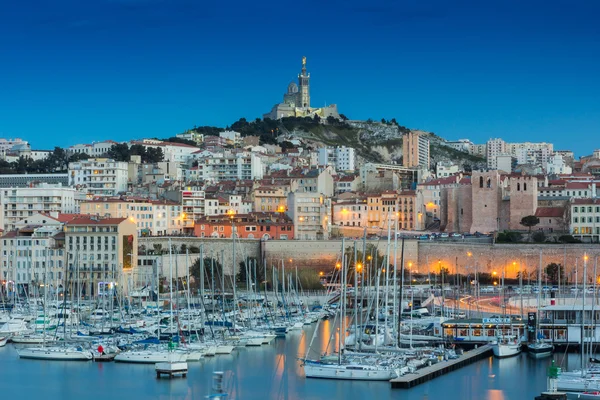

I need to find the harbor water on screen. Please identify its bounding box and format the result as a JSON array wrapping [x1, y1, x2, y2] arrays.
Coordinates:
[[0, 319, 588, 399]]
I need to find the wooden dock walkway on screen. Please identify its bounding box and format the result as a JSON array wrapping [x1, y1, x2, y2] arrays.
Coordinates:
[[390, 345, 493, 389]]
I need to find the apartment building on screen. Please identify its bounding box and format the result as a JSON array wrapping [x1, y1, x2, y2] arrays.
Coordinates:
[[287, 192, 331, 240], [317, 146, 356, 171], [252, 186, 289, 212], [403, 131, 430, 170], [332, 196, 368, 228], [1, 223, 66, 292], [181, 188, 205, 232], [0, 184, 84, 231], [197, 152, 264, 182], [80, 197, 184, 236], [64, 216, 137, 296], [194, 212, 294, 240], [68, 158, 128, 196], [571, 199, 600, 242]]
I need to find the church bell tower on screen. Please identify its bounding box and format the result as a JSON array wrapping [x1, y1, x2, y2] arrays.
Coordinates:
[[298, 56, 310, 109]]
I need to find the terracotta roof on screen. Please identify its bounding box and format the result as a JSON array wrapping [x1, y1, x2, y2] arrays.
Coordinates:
[[65, 216, 128, 225], [572, 198, 600, 205], [534, 207, 565, 218], [565, 182, 591, 189]]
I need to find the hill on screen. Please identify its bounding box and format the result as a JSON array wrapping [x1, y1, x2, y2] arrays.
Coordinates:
[[189, 117, 486, 170]]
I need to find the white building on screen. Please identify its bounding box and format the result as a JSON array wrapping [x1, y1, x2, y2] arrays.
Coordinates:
[[80, 197, 184, 236], [1, 223, 66, 288], [444, 139, 473, 153], [317, 146, 356, 172], [197, 152, 264, 182], [516, 147, 553, 166], [496, 155, 513, 173], [544, 153, 573, 175], [68, 158, 128, 196], [181, 188, 205, 232], [130, 139, 200, 164], [219, 131, 242, 145], [508, 142, 554, 157], [436, 162, 460, 178], [571, 199, 600, 242], [0, 184, 83, 231], [286, 191, 331, 240], [486, 138, 508, 169]]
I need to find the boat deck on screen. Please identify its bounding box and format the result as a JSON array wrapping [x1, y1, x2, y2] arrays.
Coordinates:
[[390, 345, 493, 389]]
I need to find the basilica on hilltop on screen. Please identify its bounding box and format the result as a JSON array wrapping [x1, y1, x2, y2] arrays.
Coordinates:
[[263, 57, 340, 120]]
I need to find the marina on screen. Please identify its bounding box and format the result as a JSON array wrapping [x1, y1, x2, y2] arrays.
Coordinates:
[[390, 344, 493, 388]]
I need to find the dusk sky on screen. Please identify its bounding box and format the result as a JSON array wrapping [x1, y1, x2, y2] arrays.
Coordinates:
[[0, 0, 598, 155]]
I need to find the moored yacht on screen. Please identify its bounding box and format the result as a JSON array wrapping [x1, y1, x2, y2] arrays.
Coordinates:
[[491, 336, 522, 358], [17, 346, 93, 361]]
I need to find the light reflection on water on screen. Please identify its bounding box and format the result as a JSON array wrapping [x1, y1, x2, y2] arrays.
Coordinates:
[[0, 324, 592, 400]]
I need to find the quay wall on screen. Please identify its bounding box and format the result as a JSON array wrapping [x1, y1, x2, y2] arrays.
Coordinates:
[[136, 237, 600, 279], [417, 242, 600, 278]]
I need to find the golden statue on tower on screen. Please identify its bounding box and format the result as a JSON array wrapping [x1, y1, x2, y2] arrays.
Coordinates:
[[302, 56, 306, 66]]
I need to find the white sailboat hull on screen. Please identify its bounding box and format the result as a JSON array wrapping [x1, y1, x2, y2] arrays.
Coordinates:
[[558, 377, 600, 392], [303, 362, 397, 381], [492, 342, 521, 358], [114, 350, 187, 364], [0, 337, 7, 347], [18, 347, 93, 361]]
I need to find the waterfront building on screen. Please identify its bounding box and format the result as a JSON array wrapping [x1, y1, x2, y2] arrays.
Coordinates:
[[194, 212, 293, 240], [0, 183, 83, 231], [64, 215, 137, 296], [1, 221, 66, 292]]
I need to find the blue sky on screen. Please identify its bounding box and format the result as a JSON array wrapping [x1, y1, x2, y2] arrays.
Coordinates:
[[0, 0, 598, 156]]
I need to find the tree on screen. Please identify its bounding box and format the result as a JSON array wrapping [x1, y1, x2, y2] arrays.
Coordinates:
[[190, 257, 224, 290], [107, 143, 131, 162], [145, 147, 164, 163], [339, 114, 348, 121], [237, 257, 261, 286], [545, 263, 564, 284], [520, 215, 540, 236], [532, 231, 546, 243]]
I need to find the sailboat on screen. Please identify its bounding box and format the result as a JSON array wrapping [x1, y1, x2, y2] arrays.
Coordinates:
[[17, 257, 93, 362], [528, 250, 553, 358], [491, 264, 521, 358], [0, 336, 7, 347], [302, 240, 399, 381]]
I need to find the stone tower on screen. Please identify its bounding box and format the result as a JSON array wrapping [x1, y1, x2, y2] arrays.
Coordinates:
[[470, 170, 503, 234], [509, 175, 538, 230], [298, 56, 310, 108]]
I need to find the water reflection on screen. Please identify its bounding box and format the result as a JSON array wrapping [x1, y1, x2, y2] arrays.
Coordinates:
[[0, 328, 596, 400]]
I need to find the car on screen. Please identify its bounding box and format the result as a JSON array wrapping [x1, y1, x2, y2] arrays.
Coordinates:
[[542, 286, 550, 293], [451, 233, 462, 238], [418, 235, 429, 240], [440, 233, 449, 238], [551, 286, 559, 291]]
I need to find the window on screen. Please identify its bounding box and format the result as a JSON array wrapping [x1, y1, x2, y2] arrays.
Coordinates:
[[524, 183, 527, 191], [574, 207, 578, 213], [479, 176, 483, 188], [517, 183, 520, 191]]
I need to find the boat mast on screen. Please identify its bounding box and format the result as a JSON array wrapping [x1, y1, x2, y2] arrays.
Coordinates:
[[338, 237, 345, 366], [581, 252, 588, 376], [536, 250, 542, 342]]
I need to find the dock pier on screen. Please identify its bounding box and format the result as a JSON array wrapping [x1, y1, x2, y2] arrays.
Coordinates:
[[390, 345, 493, 389]]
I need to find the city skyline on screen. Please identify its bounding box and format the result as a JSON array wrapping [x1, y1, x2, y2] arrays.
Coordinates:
[[0, 0, 598, 155]]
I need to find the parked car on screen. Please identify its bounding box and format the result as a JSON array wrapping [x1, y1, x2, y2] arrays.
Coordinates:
[[451, 233, 462, 238], [440, 233, 449, 238], [418, 235, 429, 240]]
